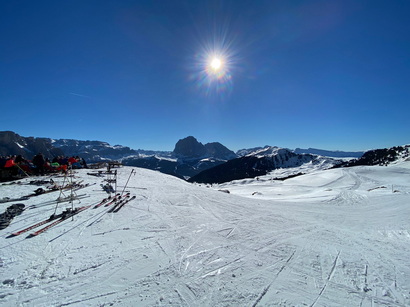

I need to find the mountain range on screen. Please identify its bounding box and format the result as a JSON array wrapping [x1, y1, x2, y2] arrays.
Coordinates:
[[189, 146, 340, 184], [1, 130, 408, 184]]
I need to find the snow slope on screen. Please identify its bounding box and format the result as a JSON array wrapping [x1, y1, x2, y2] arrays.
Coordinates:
[[1, 163, 410, 306]]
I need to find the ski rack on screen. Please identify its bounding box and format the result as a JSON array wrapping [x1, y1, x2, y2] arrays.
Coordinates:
[[104, 168, 117, 195], [53, 165, 79, 219]]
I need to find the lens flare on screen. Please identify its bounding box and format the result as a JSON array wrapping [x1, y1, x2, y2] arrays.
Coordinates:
[[188, 29, 238, 100]]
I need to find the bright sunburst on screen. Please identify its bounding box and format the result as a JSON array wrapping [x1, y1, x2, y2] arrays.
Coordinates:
[[210, 57, 222, 71], [206, 55, 226, 78], [189, 29, 238, 98], [189, 46, 236, 99]]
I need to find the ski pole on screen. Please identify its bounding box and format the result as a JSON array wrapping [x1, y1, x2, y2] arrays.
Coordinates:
[[121, 169, 135, 196], [16, 164, 31, 178]]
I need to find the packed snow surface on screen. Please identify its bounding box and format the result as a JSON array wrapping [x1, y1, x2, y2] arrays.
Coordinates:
[[1, 163, 410, 306]]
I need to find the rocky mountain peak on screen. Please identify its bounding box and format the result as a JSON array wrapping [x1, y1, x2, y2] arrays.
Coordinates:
[[173, 136, 237, 160], [173, 136, 206, 158], [204, 142, 237, 160]]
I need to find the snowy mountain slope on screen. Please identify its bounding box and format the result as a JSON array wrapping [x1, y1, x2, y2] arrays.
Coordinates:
[[236, 145, 363, 158], [294, 147, 364, 158], [339, 145, 410, 167], [52, 139, 139, 161], [189, 146, 341, 184], [1, 164, 410, 306]]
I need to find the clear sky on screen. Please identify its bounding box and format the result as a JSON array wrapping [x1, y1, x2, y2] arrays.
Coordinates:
[[1, 0, 409, 152]]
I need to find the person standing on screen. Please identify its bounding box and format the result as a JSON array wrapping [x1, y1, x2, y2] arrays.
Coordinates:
[[32, 153, 45, 175]]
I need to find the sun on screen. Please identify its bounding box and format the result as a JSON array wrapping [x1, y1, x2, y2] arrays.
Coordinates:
[[210, 57, 222, 71], [207, 55, 226, 78], [189, 31, 238, 98]]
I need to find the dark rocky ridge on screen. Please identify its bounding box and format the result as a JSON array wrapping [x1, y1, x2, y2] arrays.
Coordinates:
[[173, 136, 236, 160], [0, 131, 64, 160], [336, 145, 410, 167], [188, 147, 340, 184]]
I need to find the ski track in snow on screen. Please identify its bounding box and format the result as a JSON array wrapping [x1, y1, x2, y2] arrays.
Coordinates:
[[0, 163, 410, 306]]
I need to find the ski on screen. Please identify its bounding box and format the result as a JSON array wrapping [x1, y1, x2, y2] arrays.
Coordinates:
[[108, 194, 131, 213], [28, 193, 89, 209], [93, 193, 120, 209], [102, 195, 122, 208], [104, 193, 130, 208], [9, 194, 108, 237], [86, 195, 129, 227], [92, 198, 108, 209], [2, 183, 93, 205], [26, 206, 90, 238], [6, 212, 65, 238], [25, 180, 86, 198], [113, 195, 136, 213]]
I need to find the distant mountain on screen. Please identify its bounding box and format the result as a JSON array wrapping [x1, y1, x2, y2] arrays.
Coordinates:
[[123, 136, 237, 179], [52, 139, 138, 162], [173, 136, 206, 158], [0, 131, 168, 163], [236, 146, 267, 157], [0, 131, 64, 160], [173, 136, 237, 160], [0, 132, 236, 178], [189, 146, 341, 184], [336, 145, 410, 167], [2, 131, 407, 184], [294, 148, 364, 158]]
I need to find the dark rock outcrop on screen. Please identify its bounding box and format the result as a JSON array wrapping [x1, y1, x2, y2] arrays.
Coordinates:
[[173, 136, 237, 160], [173, 136, 206, 158], [0, 131, 63, 160], [336, 145, 410, 167]]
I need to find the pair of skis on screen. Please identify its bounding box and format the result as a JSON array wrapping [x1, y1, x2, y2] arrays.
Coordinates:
[[93, 193, 121, 209], [94, 193, 133, 212], [7, 193, 136, 238], [6, 206, 90, 239], [109, 195, 136, 213], [28, 193, 89, 209], [86, 194, 135, 228], [25, 183, 94, 209]]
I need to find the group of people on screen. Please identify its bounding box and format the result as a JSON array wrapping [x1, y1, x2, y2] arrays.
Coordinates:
[[0, 153, 87, 177]]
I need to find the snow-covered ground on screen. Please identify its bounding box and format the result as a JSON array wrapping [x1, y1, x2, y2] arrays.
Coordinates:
[[1, 162, 409, 306]]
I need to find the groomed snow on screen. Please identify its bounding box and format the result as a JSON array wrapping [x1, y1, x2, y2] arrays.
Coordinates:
[[1, 162, 409, 306]]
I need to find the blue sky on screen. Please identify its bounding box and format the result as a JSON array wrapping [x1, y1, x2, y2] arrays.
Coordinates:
[[1, 0, 409, 152]]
